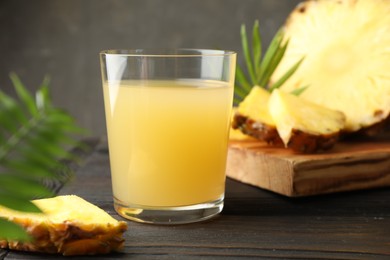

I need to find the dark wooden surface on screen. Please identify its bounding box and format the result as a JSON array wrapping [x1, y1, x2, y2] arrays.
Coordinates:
[[1, 138, 390, 259]]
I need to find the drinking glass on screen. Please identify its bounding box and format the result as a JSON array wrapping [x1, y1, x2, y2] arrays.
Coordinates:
[[100, 49, 236, 224]]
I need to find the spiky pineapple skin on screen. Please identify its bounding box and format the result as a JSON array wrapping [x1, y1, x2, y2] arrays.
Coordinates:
[[272, 0, 390, 133], [0, 219, 127, 256], [229, 107, 256, 141], [285, 129, 340, 153], [0, 195, 127, 256], [232, 113, 283, 145]]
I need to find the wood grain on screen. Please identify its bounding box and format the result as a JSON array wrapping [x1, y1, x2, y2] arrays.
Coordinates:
[[227, 138, 390, 197]]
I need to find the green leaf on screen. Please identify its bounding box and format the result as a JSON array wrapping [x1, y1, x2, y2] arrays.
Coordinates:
[[0, 195, 42, 213], [234, 21, 304, 104], [35, 83, 51, 111], [233, 86, 247, 107], [258, 28, 284, 86], [0, 132, 4, 144], [24, 133, 72, 159], [0, 92, 27, 132], [291, 85, 310, 96], [234, 85, 247, 99], [0, 218, 31, 241], [0, 74, 86, 241], [235, 65, 252, 92], [269, 57, 304, 91], [252, 20, 262, 76], [260, 39, 289, 88], [0, 174, 54, 199], [233, 96, 242, 105], [241, 24, 256, 85], [3, 155, 58, 178], [10, 73, 38, 116]]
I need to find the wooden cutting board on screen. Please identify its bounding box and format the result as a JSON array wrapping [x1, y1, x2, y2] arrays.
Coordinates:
[[226, 136, 390, 197]]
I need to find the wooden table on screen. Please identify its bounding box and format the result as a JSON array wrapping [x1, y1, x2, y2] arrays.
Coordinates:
[[1, 138, 389, 259]]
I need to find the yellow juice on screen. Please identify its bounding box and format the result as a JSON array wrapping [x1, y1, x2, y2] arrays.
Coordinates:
[[103, 79, 233, 207]]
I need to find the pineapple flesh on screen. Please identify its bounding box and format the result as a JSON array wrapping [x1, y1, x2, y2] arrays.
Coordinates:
[[269, 89, 346, 153], [0, 195, 127, 256], [232, 86, 283, 145], [271, 0, 390, 133]]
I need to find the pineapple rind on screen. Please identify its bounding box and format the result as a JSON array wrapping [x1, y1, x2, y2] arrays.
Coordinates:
[[269, 89, 346, 153], [272, 0, 390, 132], [233, 113, 283, 146], [0, 195, 127, 256], [229, 107, 256, 140]]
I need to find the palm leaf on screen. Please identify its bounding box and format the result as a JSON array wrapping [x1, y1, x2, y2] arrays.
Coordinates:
[[0, 194, 42, 213], [10, 72, 38, 116], [0, 174, 54, 198], [0, 74, 85, 241], [0, 219, 31, 241]]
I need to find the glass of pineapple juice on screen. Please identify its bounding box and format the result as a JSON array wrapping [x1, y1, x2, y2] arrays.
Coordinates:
[[100, 49, 236, 224]]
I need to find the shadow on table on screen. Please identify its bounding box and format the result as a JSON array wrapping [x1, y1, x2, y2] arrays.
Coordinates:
[[224, 178, 390, 217]]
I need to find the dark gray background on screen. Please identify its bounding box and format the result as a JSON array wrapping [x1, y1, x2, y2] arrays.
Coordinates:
[[0, 0, 301, 136]]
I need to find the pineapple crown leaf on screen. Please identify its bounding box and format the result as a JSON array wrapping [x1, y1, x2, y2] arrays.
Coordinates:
[[234, 20, 304, 105], [290, 84, 310, 96], [268, 56, 305, 92], [257, 28, 285, 87], [0, 73, 86, 240]]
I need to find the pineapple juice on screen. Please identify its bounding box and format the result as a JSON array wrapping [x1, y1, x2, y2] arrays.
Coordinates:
[[103, 79, 233, 207]]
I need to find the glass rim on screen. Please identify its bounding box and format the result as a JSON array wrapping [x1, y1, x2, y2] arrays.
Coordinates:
[[100, 48, 236, 57]]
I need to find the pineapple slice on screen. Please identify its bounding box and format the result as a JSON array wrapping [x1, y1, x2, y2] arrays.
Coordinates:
[[269, 89, 346, 153], [0, 195, 127, 256], [232, 86, 282, 145], [271, 0, 390, 133]]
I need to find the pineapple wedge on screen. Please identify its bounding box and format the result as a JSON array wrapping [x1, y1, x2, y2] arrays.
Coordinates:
[[232, 86, 282, 145], [269, 89, 346, 153], [271, 0, 390, 133], [0, 195, 127, 256]]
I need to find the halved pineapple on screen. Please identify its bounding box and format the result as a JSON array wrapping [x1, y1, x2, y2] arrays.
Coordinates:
[[232, 86, 282, 145], [0, 195, 127, 256], [271, 0, 390, 133], [269, 89, 346, 153]]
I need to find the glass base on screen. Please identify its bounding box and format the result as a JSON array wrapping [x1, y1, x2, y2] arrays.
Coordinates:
[[114, 196, 224, 225]]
